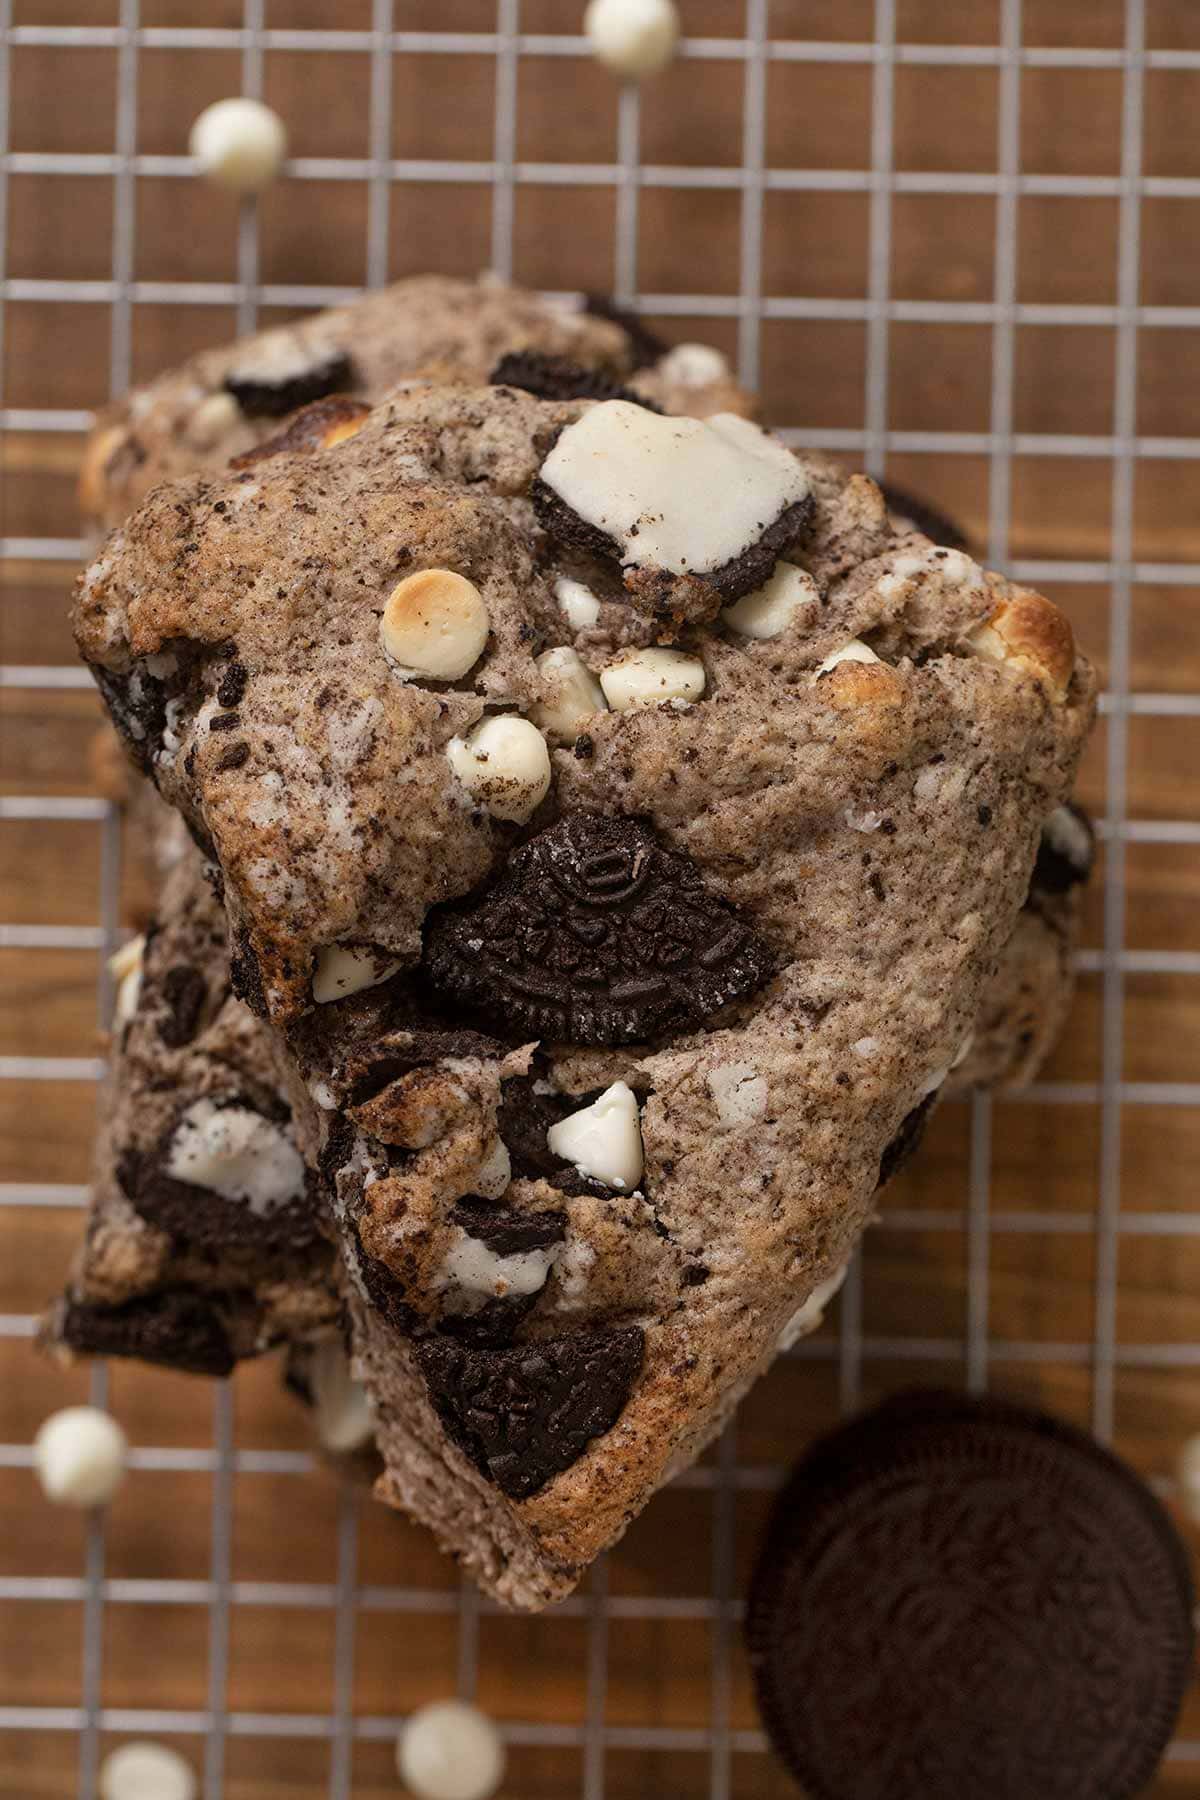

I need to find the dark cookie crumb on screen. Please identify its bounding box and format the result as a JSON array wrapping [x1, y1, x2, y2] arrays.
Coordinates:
[[878, 481, 970, 552], [217, 660, 248, 708], [216, 742, 250, 772], [229, 927, 268, 1018], [209, 710, 241, 733], [416, 1324, 645, 1500], [1031, 801, 1095, 897], [876, 1093, 936, 1190]]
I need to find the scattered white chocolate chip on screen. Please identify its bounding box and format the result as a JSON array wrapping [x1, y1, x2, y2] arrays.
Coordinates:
[[34, 1406, 128, 1508], [600, 646, 706, 712], [166, 1098, 306, 1214], [547, 1081, 644, 1191], [308, 1341, 375, 1455], [312, 943, 400, 1005], [722, 561, 817, 640], [187, 389, 240, 449], [778, 1262, 851, 1351], [474, 1136, 512, 1201], [99, 1741, 196, 1800], [814, 639, 880, 677], [446, 715, 552, 823], [852, 1036, 879, 1058], [707, 1062, 769, 1128], [951, 1030, 975, 1069], [189, 97, 287, 194], [541, 402, 809, 577], [396, 1699, 506, 1800], [554, 574, 602, 631], [380, 569, 490, 682], [655, 341, 730, 388], [1177, 1436, 1200, 1525], [584, 0, 680, 80], [108, 933, 145, 1028], [531, 646, 608, 739]]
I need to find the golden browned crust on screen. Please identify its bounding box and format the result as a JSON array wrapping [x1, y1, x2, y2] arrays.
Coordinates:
[[966, 589, 1076, 700]]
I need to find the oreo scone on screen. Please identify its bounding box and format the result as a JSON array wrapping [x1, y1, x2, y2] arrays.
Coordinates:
[[73, 381, 1095, 1604], [79, 272, 749, 534], [42, 851, 340, 1379]]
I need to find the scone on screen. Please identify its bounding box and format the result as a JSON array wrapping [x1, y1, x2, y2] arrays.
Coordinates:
[[72, 377, 1094, 1605], [78, 273, 749, 534], [42, 853, 339, 1378]]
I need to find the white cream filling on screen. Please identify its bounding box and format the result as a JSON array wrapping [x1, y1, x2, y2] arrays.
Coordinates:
[[541, 402, 809, 576], [166, 1098, 305, 1214], [438, 1232, 558, 1310]]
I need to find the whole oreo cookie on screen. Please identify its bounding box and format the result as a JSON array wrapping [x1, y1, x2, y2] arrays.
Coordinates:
[[422, 813, 775, 1047], [746, 1390, 1194, 1800]]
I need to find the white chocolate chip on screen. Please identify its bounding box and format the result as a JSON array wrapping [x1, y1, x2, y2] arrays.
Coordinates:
[[554, 575, 602, 631], [108, 934, 145, 1028], [707, 1062, 769, 1128], [600, 646, 706, 712], [308, 1341, 375, 1455], [531, 646, 608, 740], [541, 402, 809, 577], [546, 1081, 644, 1191], [312, 944, 400, 1005], [722, 560, 817, 640], [474, 1136, 512, 1200], [380, 569, 490, 681], [439, 1234, 558, 1309], [166, 1098, 305, 1214], [189, 97, 287, 194], [778, 1263, 850, 1351], [814, 639, 880, 677], [1042, 803, 1093, 877], [187, 390, 241, 449], [852, 1036, 879, 1057], [446, 715, 552, 823], [396, 1700, 506, 1800], [655, 341, 730, 388], [951, 1030, 975, 1069], [34, 1406, 128, 1508], [99, 1742, 196, 1800], [584, 0, 680, 80]]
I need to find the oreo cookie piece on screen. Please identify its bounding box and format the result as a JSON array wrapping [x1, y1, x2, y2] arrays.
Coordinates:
[[532, 401, 816, 613], [223, 346, 356, 420], [582, 294, 668, 369], [491, 351, 663, 412], [875, 1091, 936, 1190], [91, 661, 169, 777], [57, 1288, 237, 1377], [416, 1324, 644, 1500], [158, 964, 209, 1048], [117, 1093, 321, 1254], [879, 481, 970, 553], [1031, 801, 1095, 897], [422, 813, 775, 1047], [449, 1198, 567, 1259], [747, 1390, 1194, 1800]]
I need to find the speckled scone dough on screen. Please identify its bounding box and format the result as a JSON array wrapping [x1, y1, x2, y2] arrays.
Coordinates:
[[42, 853, 339, 1378], [78, 273, 750, 534], [74, 381, 1094, 1605]]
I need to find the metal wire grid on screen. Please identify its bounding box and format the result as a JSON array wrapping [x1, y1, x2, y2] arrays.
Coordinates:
[[0, 3, 1198, 1796]]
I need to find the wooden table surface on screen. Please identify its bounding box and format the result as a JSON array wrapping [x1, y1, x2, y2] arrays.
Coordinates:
[[3, 4, 1200, 1796]]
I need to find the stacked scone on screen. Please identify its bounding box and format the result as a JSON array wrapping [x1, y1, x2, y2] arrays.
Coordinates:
[[45, 276, 1094, 1606]]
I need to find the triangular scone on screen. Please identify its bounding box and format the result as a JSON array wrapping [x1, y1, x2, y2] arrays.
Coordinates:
[[79, 272, 750, 532], [42, 852, 339, 1379], [74, 384, 1094, 1605]]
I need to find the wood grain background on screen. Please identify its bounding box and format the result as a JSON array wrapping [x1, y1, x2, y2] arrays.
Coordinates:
[[3, 2, 1200, 1795]]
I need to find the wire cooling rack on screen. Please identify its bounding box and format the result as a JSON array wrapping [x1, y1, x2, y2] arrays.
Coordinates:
[[2, 3, 1200, 1796]]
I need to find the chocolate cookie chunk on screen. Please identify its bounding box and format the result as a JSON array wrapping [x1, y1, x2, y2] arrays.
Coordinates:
[[423, 814, 775, 1047], [416, 1325, 644, 1500], [224, 347, 356, 420], [491, 350, 662, 412], [880, 481, 969, 552], [56, 1287, 238, 1378], [875, 1092, 936, 1188], [1031, 801, 1095, 896], [449, 1198, 567, 1258], [747, 1390, 1194, 1800]]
